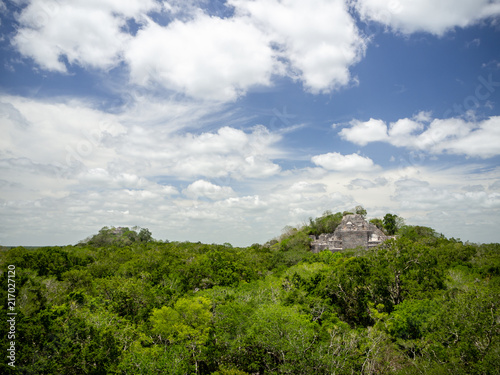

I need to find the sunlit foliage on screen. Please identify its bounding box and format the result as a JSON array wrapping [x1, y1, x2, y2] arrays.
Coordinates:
[[1, 218, 499, 374]]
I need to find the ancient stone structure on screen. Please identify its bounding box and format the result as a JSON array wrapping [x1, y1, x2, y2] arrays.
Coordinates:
[[310, 214, 391, 252]]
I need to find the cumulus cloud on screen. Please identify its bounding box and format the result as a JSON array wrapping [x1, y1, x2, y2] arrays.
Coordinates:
[[10, 0, 499, 104], [12, 0, 158, 72], [183, 180, 236, 200], [4, 2, 500, 247], [126, 14, 277, 101], [340, 115, 500, 158], [124, 125, 283, 179], [0, 154, 358, 246], [354, 0, 500, 35], [11, 0, 367, 101], [1, 96, 283, 183], [0, 94, 287, 246], [311, 152, 377, 172], [433, 117, 500, 158], [338, 118, 388, 146], [2, 128, 500, 246], [77, 168, 179, 194], [387, 118, 425, 147], [127, 0, 368, 99], [0, 96, 127, 177], [231, 0, 366, 93]]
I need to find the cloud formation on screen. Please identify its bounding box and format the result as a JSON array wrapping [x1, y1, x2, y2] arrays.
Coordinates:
[[13, 0, 158, 72], [10, 0, 500, 103], [125, 125, 283, 179], [311, 152, 377, 172], [0, 95, 288, 245], [339, 115, 500, 158], [11, 0, 367, 101], [183, 180, 237, 200], [2, 1, 500, 247], [348, 177, 388, 190], [126, 14, 277, 101], [0, 96, 283, 182], [354, 0, 500, 35], [231, 0, 366, 93]]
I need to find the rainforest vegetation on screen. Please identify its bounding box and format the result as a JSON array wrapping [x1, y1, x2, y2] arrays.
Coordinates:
[[1, 210, 499, 374]]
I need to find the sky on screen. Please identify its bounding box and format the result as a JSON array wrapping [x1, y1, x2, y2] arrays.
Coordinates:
[[1, 0, 500, 247]]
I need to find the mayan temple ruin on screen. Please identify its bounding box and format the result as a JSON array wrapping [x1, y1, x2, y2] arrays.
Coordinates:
[[310, 214, 392, 252]]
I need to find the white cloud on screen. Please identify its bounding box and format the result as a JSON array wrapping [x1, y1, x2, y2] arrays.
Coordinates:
[[354, 0, 500, 35], [3, 2, 500, 249], [0, 96, 127, 177], [311, 152, 377, 172], [2, 141, 500, 246], [348, 177, 388, 189], [231, 0, 366, 93], [123, 125, 282, 179], [434, 117, 500, 158], [12, 0, 158, 72], [288, 181, 327, 194], [77, 168, 179, 195], [183, 180, 236, 200], [388, 173, 500, 242], [340, 115, 500, 158], [0, 94, 289, 246], [388, 118, 424, 147], [126, 14, 277, 101], [126, 0, 368, 100], [338, 118, 388, 146], [393, 177, 500, 212], [0, 96, 283, 185], [413, 111, 433, 123], [12, 0, 367, 101]]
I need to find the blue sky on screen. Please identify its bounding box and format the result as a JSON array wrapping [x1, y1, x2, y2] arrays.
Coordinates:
[[1, 0, 500, 246]]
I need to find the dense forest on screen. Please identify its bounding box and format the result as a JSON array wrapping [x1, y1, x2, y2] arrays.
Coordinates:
[[1, 210, 499, 374]]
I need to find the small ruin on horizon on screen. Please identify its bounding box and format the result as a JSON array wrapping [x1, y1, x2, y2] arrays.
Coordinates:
[[310, 214, 392, 252]]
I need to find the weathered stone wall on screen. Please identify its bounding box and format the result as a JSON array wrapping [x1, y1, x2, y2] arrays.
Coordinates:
[[310, 214, 391, 252], [342, 230, 370, 250]]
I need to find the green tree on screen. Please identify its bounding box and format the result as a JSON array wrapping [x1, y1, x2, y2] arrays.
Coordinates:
[[369, 218, 384, 231], [383, 214, 398, 235], [3, 304, 122, 374], [355, 205, 367, 217], [422, 286, 500, 374], [151, 296, 212, 373], [307, 211, 343, 236], [387, 298, 440, 341], [82, 226, 152, 247], [245, 304, 319, 373], [138, 228, 153, 243], [318, 256, 375, 326], [96, 276, 156, 323], [372, 238, 446, 306]]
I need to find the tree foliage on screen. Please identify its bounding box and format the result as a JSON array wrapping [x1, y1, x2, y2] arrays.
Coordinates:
[[355, 205, 367, 217], [1, 221, 499, 374], [383, 213, 398, 235], [306, 211, 343, 236], [151, 296, 212, 345]]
